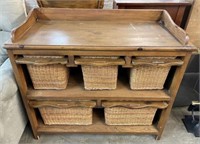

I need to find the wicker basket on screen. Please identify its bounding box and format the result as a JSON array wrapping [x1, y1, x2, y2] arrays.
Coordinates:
[[75, 57, 125, 90], [38, 101, 96, 125], [103, 101, 168, 126], [25, 56, 69, 90], [130, 57, 182, 90]]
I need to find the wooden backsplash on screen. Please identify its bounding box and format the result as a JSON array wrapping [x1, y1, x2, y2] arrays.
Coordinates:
[[186, 0, 200, 49]]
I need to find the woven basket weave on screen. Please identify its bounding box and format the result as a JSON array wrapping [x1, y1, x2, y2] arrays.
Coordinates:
[[130, 57, 175, 90], [104, 107, 157, 125], [103, 101, 168, 126], [130, 65, 170, 90], [80, 56, 119, 90], [26, 56, 69, 89], [82, 65, 118, 90], [39, 107, 93, 125]]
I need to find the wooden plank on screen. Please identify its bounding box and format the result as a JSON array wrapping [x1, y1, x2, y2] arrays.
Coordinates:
[[36, 8, 162, 21], [7, 20, 184, 47], [15, 57, 68, 65], [102, 101, 168, 109], [7, 51, 39, 139], [11, 9, 37, 43], [11, 49, 189, 56], [156, 53, 192, 140], [75, 58, 125, 66], [29, 101, 96, 108], [132, 58, 183, 66], [161, 10, 189, 45], [37, 109, 158, 134], [27, 71, 170, 101], [114, 0, 193, 5]]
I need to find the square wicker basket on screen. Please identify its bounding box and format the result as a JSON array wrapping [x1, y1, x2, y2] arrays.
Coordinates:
[[104, 107, 157, 125], [75, 56, 125, 90], [38, 101, 96, 125], [130, 57, 177, 90], [25, 56, 69, 90], [82, 65, 118, 90], [103, 101, 168, 126]]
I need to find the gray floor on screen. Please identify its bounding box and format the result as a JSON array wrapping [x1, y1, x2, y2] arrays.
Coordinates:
[[19, 107, 200, 144]]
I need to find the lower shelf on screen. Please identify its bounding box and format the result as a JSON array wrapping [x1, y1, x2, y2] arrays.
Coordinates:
[[37, 109, 159, 135]]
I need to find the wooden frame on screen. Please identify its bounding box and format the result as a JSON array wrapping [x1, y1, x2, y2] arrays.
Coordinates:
[[4, 8, 196, 140], [113, 0, 194, 29]]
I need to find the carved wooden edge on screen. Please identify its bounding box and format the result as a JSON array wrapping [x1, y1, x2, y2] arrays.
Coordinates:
[[75, 58, 125, 66], [15, 57, 68, 66], [102, 101, 168, 109], [29, 101, 96, 108], [11, 9, 38, 43], [132, 59, 184, 67], [160, 10, 189, 45]]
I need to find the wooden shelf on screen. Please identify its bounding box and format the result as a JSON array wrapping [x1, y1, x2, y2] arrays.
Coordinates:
[[27, 70, 170, 101], [37, 109, 158, 135]]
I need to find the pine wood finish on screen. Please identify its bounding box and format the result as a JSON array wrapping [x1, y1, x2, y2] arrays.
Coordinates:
[[4, 8, 197, 140], [37, 0, 104, 9], [113, 0, 194, 29]]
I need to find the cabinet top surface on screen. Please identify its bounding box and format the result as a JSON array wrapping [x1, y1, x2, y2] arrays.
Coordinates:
[[5, 8, 196, 51], [12, 20, 182, 46], [114, 0, 193, 4]]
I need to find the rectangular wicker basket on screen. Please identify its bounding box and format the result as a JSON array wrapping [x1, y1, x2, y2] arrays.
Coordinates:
[[25, 56, 69, 90], [75, 57, 125, 90], [38, 101, 96, 125], [130, 57, 182, 90], [103, 101, 168, 126]]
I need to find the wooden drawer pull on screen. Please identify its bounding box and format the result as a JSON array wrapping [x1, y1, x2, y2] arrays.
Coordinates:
[[132, 59, 183, 67], [102, 101, 168, 109], [15, 57, 68, 66], [75, 58, 125, 66], [29, 101, 96, 108]]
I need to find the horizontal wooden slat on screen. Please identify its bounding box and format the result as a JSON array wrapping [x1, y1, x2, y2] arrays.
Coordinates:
[[29, 101, 96, 108], [102, 101, 168, 109], [36, 8, 162, 21], [15, 57, 68, 65], [132, 58, 183, 66], [75, 58, 125, 66]]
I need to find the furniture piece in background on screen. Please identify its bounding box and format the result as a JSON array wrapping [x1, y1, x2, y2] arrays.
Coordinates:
[[113, 0, 194, 29], [0, 0, 27, 144], [37, 0, 104, 8], [4, 8, 196, 140], [174, 0, 200, 107]]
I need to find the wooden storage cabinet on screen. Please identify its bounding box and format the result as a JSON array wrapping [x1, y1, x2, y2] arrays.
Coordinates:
[[113, 0, 194, 29], [4, 8, 196, 140]]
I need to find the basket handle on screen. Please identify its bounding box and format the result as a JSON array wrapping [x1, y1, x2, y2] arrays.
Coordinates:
[[29, 101, 96, 108], [102, 101, 168, 109], [132, 59, 183, 67], [75, 58, 125, 66], [15, 57, 68, 66]]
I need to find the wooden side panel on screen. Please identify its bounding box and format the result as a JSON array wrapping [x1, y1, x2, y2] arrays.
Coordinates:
[[161, 10, 189, 45], [11, 9, 37, 43], [186, 0, 200, 49]]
